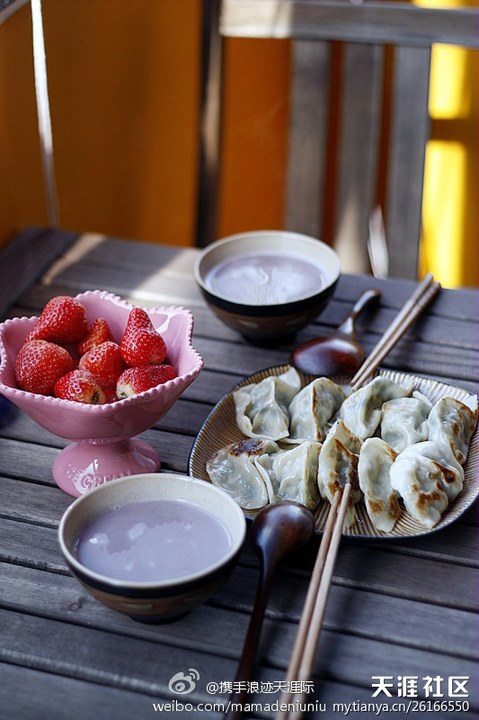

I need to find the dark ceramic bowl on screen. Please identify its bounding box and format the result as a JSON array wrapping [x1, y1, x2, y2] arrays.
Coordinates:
[[194, 230, 340, 342], [58, 473, 246, 622]]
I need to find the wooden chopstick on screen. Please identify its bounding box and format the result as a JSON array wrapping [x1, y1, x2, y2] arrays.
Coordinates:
[[351, 273, 440, 389], [281, 492, 342, 683], [276, 274, 442, 720], [275, 485, 351, 720]]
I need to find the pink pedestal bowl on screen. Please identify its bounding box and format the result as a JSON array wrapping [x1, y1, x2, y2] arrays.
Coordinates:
[[0, 290, 204, 497]]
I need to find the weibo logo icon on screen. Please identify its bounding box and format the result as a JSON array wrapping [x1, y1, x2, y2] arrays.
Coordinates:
[[168, 668, 200, 695]]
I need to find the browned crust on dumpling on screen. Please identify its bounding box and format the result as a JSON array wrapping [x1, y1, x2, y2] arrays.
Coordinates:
[[368, 498, 385, 514], [417, 487, 444, 509], [230, 439, 268, 457]]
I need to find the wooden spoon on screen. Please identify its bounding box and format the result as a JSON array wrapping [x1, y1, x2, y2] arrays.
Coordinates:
[[290, 288, 381, 376], [224, 502, 315, 720]]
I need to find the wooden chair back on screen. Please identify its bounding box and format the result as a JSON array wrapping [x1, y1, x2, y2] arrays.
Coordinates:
[[197, 0, 479, 279]]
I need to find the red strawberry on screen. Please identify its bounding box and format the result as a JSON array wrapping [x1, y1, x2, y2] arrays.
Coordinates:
[[78, 341, 125, 389], [120, 308, 167, 366], [102, 387, 119, 404], [77, 318, 113, 356], [54, 369, 106, 404], [15, 340, 74, 395], [27, 296, 88, 345], [125, 308, 152, 329], [116, 364, 176, 399]]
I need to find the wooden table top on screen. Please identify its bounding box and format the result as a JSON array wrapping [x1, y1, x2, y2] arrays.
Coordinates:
[[0, 228, 477, 720]]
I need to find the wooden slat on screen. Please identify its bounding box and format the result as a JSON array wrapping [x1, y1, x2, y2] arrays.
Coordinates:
[[196, 0, 223, 247], [0, 227, 78, 318], [1, 560, 476, 661], [38, 259, 205, 309], [0, 604, 476, 708], [192, 335, 479, 385], [0, 432, 193, 483], [333, 273, 479, 321], [0, 439, 60, 484], [0, 476, 72, 527], [41, 233, 200, 278], [0, 608, 241, 700], [10, 233, 478, 321], [220, 0, 479, 48], [12, 281, 479, 362], [373, 527, 479, 568], [386, 46, 431, 279], [0, 663, 201, 720], [3, 473, 478, 569], [7, 661, 439, 720], [285, 40, 330, 237], [1, 509, 477, 612], [0, 572, 475, 704], [1, 531, 478, 705], [334, 43, 382, 274]]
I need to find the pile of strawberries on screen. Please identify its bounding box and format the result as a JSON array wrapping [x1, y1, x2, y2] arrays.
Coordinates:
[[14, 296, 177, 404]]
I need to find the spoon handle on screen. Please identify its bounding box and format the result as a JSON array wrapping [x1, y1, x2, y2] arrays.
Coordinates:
[[337, 288, 381, 337], [223, 566, 275, 720]]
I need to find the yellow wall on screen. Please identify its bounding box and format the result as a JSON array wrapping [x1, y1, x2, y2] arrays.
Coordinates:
[[416, 0, 478, 288], [0, 1, 477, 287]]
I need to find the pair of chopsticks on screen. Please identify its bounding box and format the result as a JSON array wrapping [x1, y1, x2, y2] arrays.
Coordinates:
[[351, 272, 441, 389], [275, 273, 441, 720], [275, 486, 351, 720]]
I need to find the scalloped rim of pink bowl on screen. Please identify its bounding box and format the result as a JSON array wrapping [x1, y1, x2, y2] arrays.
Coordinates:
[[0, 290, 204, 414]]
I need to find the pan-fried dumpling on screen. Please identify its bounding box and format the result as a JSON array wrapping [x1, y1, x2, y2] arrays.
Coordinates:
[[380, 391, 432, 452], [317, 420, 362, 527], [257, 441, 321, 510], [427, 395, 478, 464], [288, 377, 345, 442], [206, 438, 280, 510], [389, 440, 464, 528], [340, 376, 412, 439], [420, 441, 465, 500], [233, 367, 301, 441], [357, 438, 400, 532], [324, 418, 362, 456]]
